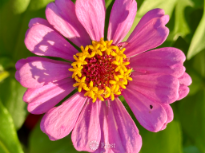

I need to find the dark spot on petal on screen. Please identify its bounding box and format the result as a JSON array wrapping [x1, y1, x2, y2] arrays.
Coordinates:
[[150, 105, 153, 109]]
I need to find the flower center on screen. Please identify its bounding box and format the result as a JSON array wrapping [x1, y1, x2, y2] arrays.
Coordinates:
[[69, 38, 132, 102]]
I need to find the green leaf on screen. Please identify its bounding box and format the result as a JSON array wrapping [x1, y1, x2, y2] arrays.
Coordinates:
[[169, 0, 203, 44], [139, 121, 183, 153], [0, 57, 14, 71], [0, 0, 55, 61], [187, 1, 205, 59], [184, 146, 201, 153], [188, 69, 204, 95], [0, 0, 30, 57], [172, 0, 193, 41], [178, 46, 205, 153], [105, 0, 113, 8], [192, 49, 205, 78], [0, 71, 9, 82], [0, 101, 24, 153], [187, 49, 205, 94], [0, 76, 27, 130], [178, 90, 205, 153], [0, 57, 14, 82], [29, 122, 88, 153], [135, 0, 144, 9]]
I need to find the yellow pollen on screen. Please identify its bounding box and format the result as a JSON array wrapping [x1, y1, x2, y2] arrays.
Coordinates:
[[68, 65, 83, 78], [73, 76, 89, 92], [69, 38, 132, 102]]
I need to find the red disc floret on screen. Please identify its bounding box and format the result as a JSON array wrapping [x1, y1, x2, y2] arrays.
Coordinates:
[[82, 51, 119, 90]]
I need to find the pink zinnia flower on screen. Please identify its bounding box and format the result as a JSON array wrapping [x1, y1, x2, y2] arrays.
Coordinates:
[[15, 0, 192, 152]]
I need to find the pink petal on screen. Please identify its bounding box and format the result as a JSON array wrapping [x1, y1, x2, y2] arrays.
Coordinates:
[[177, 72, 191, 100], [25, 24, 78, 61], [71, 99, 101, 152], [93, 102, 109, 153], [28, 18, 52, 28], [46, 0, 90, 46], [111, 99, 142, 153], [179, 72, 192, 86], [75, 0, 106, 41], [125, 16, 169, 57], [94, 100, 142, 153], [24, 78, 75, 114], [128, 8, 168, 41], [40, 93, 87, 140], [107, 0, 137, 44], [160, 104, 173, 130], [122, 88, 167, 132], [128, 72, 180, 104], [15, 57, 72, 88], [130, 47, 186, 78], [177, 84, 190, 101]]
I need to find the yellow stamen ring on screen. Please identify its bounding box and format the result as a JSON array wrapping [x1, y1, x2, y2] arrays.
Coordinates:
[[69, 38, 132, 102]]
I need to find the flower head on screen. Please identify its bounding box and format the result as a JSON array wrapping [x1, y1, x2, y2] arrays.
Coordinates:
[[69, 38, 132, 102], [16, 0, 191, 152]]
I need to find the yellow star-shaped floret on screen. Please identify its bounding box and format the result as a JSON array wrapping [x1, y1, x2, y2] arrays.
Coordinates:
[[73, 76, 89, 92], [109, 75, 127, 92], [69, 65, 83, 78], [99, 39, 115, 55], [76, 46, 89, 57], [93, 89, 104, 102], [104, 85, 121, 101], [119, 69, 133, 84], [71, 55, 87, 67], [112, 60, 130, 74], [89, 43, 102, 56], [84, 81, 98, 98], [111, 48, 126, 62]]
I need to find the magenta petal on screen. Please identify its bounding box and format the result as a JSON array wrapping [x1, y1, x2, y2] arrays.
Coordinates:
[[92, 102, 109, 153], [130, 47, 186, 77], [46, 0, 90, 46], [179, 72, 192, 86], [15, 57, 72, 88], [75, 0, 106, 41], [107, 0, 137, 44], [122, 89, 167, 132], [177, 72, 191, 100], [71, 100, 101, 152], [94, 100, 142, 153], [40, 93, 87, 140], [177, 84, 190, 101], [128, 72, 179, 104], [28, 18, 52, 28], [162, 104, 173, 123], [24, 78, 75, 114], [111, 99, 142, 153], [128, 8, 168, 41], [25, 24, 78, 61], [160, 104, 173, 130], [125, 16, 169, 57]]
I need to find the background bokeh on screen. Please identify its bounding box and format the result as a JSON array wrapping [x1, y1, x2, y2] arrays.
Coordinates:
[[0, 0, 205, 153]]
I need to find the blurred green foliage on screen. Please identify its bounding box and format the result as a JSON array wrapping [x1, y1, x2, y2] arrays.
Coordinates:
[[0, 76, 27, 130], [0, 101, 24, 153], [0, 0, 205, 153]]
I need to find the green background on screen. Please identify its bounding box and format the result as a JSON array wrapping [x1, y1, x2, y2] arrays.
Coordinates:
[[0, 0, 205, 152]]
